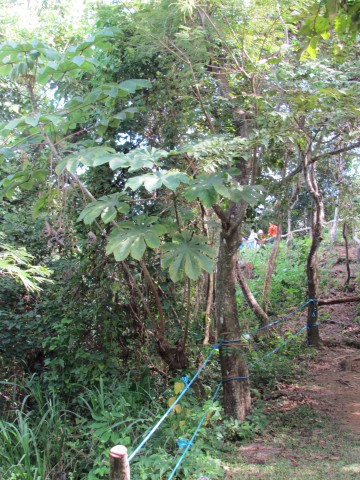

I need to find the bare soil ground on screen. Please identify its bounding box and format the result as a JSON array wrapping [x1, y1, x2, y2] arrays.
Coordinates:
[[304, 245, 360, 436]]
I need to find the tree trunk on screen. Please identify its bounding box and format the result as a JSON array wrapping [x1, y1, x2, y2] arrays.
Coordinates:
[[236, 264, 269, 326], [354, 232, 360, 263], [262, 224, 282, 315], [202, 271, 214, 344], [303, 153, 323, 347], [343, 221, 351, 287], [286, 210, 293, 246], [286, 181, 300, 247], [200, 204, 216, 344], [331, 205, 339, 244], [331, 156, 343, 245], [216, 224, 251, 419]]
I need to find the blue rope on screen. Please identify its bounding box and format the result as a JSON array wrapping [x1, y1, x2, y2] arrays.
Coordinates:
[[221, 326, 308, 385], [129, 299, 318, 471], [128, 344, 219, 462], [177, 438, 191, 449], [168, 324, 308, 476], [311, 299, 317, 318], [250, 325, 307, 368], [219, 299, 316, 344], [222, 376, 249, 384], [167, 383, 222, 480]]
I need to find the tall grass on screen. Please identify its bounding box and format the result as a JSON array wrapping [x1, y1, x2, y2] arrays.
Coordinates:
[[0, 377, 80, 480]]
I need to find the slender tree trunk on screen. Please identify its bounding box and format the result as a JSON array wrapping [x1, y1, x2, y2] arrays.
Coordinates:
[[331, 205, 339, 244], [343, 221, 351, 287], [303, 153, 323, 347], [262, 224, 282, 315], [202, 271, 214, 344], [354, 232, 360, 263], [236, 264, 269, 325], [200, 204, 215, 344], [216, 222, 251, 419], [287, 210, 293, 246], [286, 181, 300, 247], [332, 155, 343, 245]]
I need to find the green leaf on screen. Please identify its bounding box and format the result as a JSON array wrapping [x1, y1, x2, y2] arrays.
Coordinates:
[[55, 157, 80, 175], [306, 36, 318, 59], [125, 175, 147, 191], [101, 206, 117, 224], [106, 217, 167, 261], [78, 193, 130, 225], [112, 107, 140, 120], [125, 147, 168, 172], [161, 233, 215, 282], [118, 79, 152, 93], [162, 171, 190, 191], [229, 185, 265, 205], [2, 116, 26, 132], [71, 55, 85, 66], [109, 154, 129, 170], [32, 169, 48, 181], [183, 172, 232, 206], [126, 170, 189, 192], [24, 114, 40, 127], [0, 64, 12, 75], [57, 147, 118, 173]]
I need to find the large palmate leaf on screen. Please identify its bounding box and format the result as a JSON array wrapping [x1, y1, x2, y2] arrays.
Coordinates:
[[161, 233, 215, 282], [78, 193, 130, 225], [126, 170, 190, 192], [106, 215, 167, 261], [183, 172, 233, 207]]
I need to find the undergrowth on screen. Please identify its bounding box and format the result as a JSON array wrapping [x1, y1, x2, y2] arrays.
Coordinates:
[[1, 235, 352, 478]]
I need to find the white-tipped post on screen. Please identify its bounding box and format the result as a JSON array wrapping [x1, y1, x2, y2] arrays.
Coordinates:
[[110, 445, 130, 480]]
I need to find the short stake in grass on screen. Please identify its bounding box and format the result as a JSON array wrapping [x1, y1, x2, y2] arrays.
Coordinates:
[[110, 445, 130, 480]]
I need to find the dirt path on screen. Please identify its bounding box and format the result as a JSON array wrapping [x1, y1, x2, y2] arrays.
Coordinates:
[[224, 245, 360, 479], [304, 246, 360, 436], [304, 310, 360, 436], [265, 245, 360, 437]]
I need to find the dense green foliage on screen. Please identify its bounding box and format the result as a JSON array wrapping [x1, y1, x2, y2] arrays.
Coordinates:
[[0, 0, 359, 477]]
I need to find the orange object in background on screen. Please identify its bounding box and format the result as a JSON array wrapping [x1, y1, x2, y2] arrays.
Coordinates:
[[268, 224, 278, 237]]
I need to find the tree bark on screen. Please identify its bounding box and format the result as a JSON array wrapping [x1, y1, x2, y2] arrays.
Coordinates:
[[216, 219, 251, 419], [286, 210, 293, 246], [331, 205, 339, 244], [236, 264, 269, 326], [354, 232, 360, 263], [317, 296, 360, 306], [342, 221, 351, 287], [286, 181, 300, 247], [202, 271, 214, 344], [303, 152, 323, 347]]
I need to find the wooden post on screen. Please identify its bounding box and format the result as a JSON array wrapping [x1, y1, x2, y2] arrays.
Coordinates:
[[110, 445, 130, 480]]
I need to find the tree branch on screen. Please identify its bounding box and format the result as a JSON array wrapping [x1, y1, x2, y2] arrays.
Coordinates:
[[212, 204, 230, 229], [282, 140, 360, 184]]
